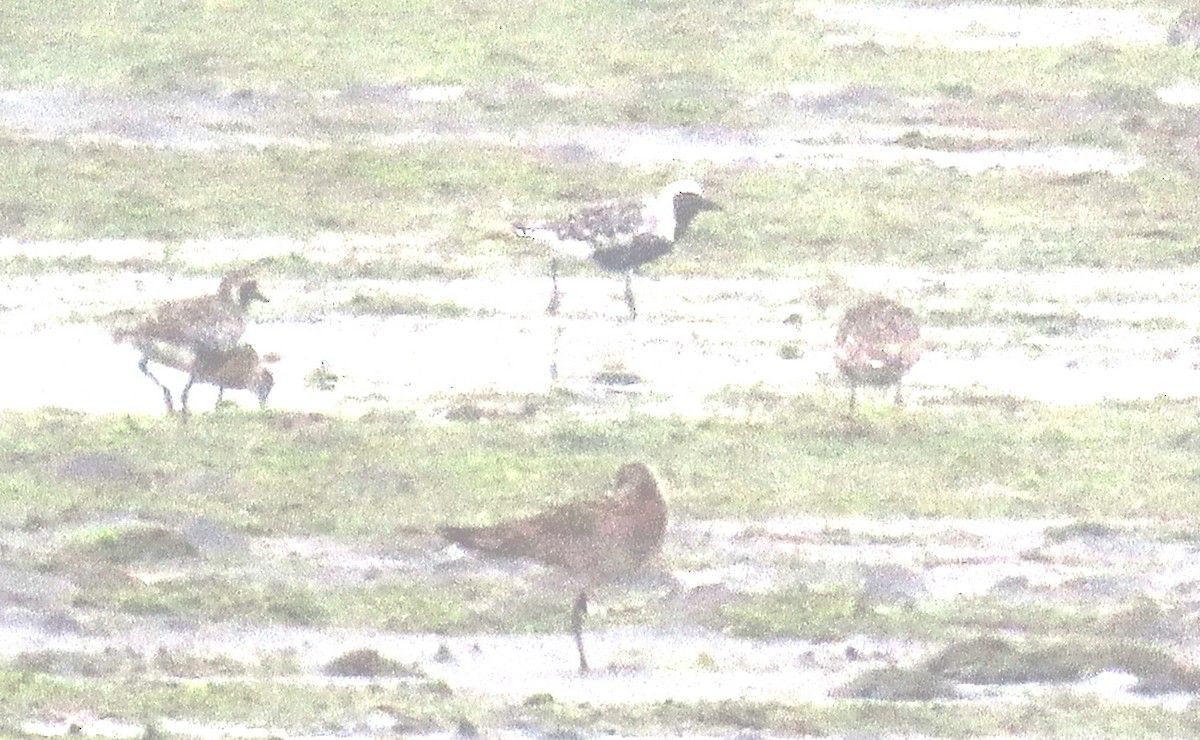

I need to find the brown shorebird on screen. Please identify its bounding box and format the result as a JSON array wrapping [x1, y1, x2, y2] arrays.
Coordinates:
[[834, 296, 923, 409], [441, 462, 667, 673], [183, 344, 275, 413], [113, 339, 275, 414], [114, 271, 268, 414], [514, 181, 721, 319]]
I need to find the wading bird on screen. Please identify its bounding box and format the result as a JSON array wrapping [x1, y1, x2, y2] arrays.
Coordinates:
[[834, 296, 923, 409], [514, 181, 720, 319], [441, 462, 667, 673], [114, 271, 268, 415], [171, 343, 275, 414]]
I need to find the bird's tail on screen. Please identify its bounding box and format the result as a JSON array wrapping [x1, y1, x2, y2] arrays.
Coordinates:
[[440, 525, 484, 548], [440, 524, 516, 555]]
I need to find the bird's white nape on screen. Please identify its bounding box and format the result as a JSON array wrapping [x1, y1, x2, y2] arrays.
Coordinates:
[[659, 179, 705, 199]]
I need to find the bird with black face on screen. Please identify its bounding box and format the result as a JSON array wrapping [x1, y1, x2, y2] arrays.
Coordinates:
[[113, 270, 269, 415], [514, 181, 721, 319]]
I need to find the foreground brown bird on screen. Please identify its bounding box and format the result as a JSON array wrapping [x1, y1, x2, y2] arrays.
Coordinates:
[[114, 271, 268, 414], [441, 462, 667, 673], [834, 296, 923, 409]]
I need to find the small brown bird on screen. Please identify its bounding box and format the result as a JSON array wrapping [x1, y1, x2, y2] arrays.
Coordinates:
[[834, 296, 923, 409], [441, 462, 667, 673], [113, 340, 275, 414], [114, 271, 268, 414], [184, 344, 275, 412]]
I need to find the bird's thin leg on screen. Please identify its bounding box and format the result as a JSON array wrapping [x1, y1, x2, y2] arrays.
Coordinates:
[[179, 374, 196, 423], [894, 380, 904, 407], [216, 386, 226, 405], [549, 324, 563, 382], [848, 380, 858, 412], [571, 591, 590, 674], [623, 271, 637, 321], [138, 356, 174, 413], [546, 259, 561, 316]]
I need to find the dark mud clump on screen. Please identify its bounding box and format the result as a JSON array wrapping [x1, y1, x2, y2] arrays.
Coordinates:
[[925, 636, 1200, 694], [56, 451, 150, 487], [835, 665, 959, 701], [324, 647, 425, 678], [57, 522, 199, 566]]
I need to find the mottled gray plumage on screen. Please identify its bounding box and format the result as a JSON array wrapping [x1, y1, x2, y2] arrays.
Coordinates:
[[515, 181, 720, 318], [442, 462, 667, 673], [115, 271, 269, 415], [835, 297, 923, 409], [133, 272, 268, 353]]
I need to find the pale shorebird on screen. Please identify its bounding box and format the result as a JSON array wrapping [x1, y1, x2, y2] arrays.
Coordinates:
[[441, 462, 668, 673], [514, 181, 721, 319], [834, 296, 923, 409], [114, 271, 268, 415]]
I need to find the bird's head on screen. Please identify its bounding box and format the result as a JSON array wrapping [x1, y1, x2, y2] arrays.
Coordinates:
[[661, 181, 721, 238], [237, 279, 269, 308], [614, 462, 660, 501]]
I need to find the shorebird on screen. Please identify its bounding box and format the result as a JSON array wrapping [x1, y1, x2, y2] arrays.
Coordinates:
[[834, 296, 923, 409], [112, 340, 275, 414], [441, 462, 667, 673], [114, 271, 268, 414], [514, 180, 721, 319], [183, 344, 275, 413]]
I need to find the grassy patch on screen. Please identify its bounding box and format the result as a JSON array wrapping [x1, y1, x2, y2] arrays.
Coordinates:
[[0, 0, 1199, 280], [70, 574, 329, 624], [4, 398, 1200, 536], [0, 1, 1189, 101], [3, 137, 1200, 273], [708, 584, 875, 640], [0, 669, 464, 733], [55, 522, 198, 566], [523, 694, 1200, 738], [0, 399, 1197, 636], [4, 667, 1200, 739], [341, 291, 471, 318]]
